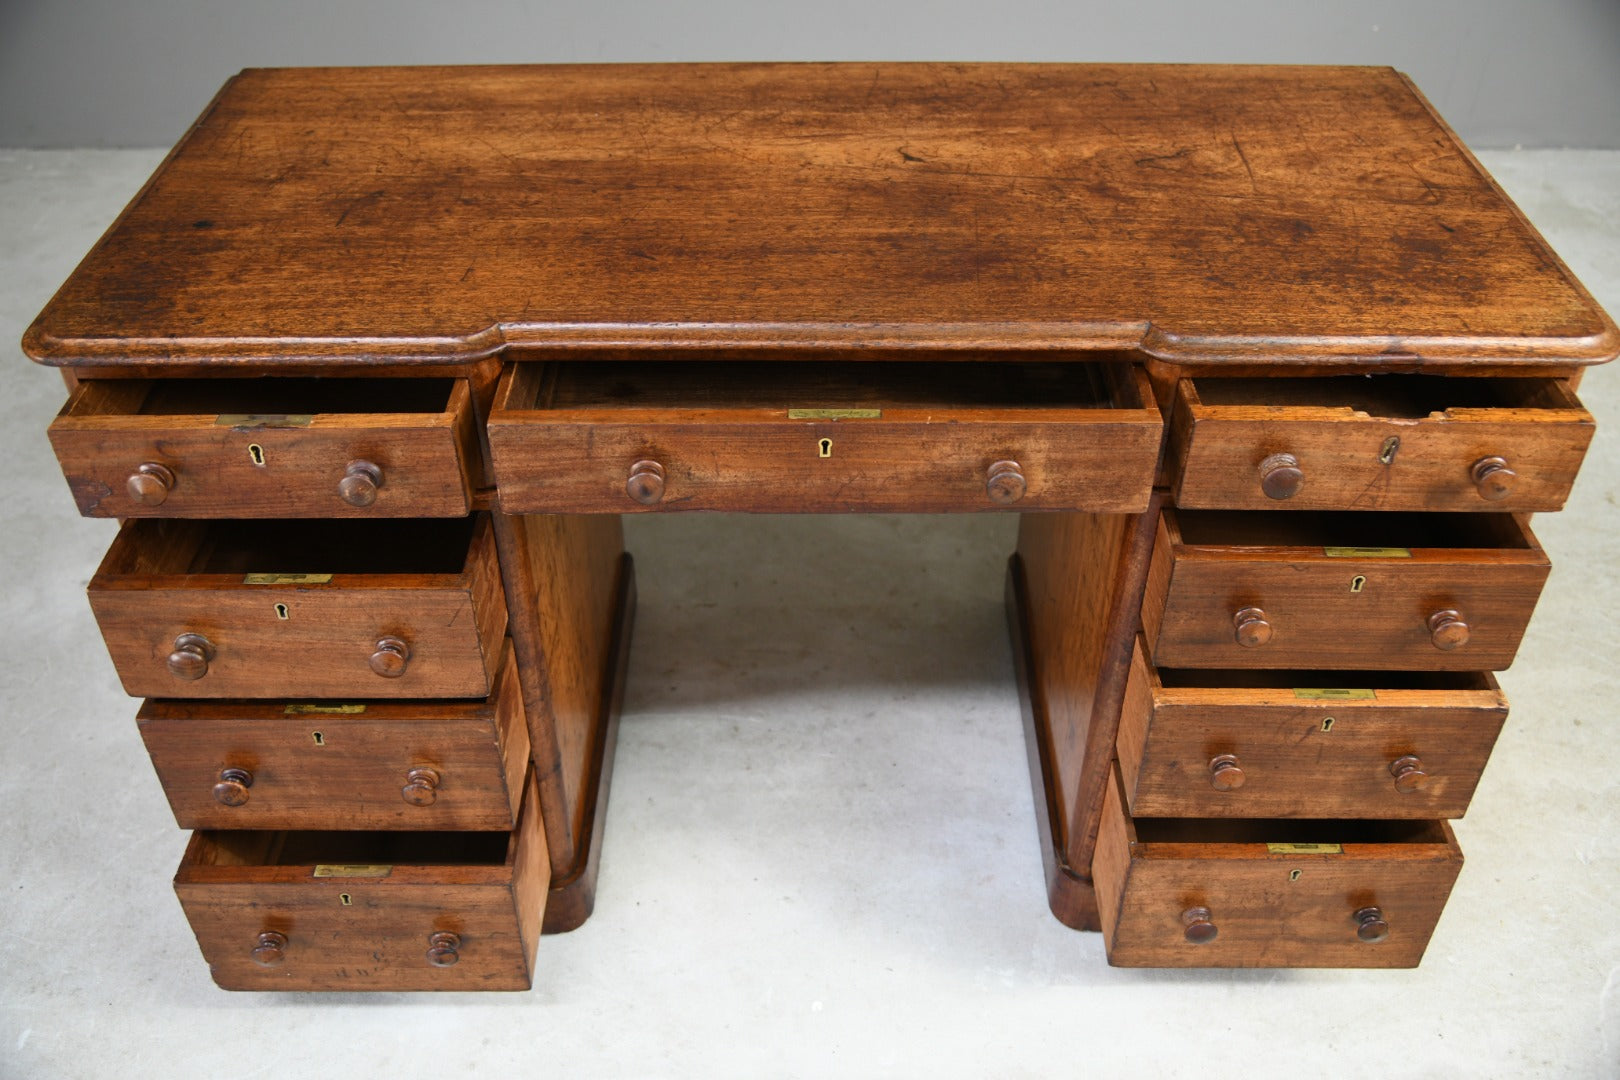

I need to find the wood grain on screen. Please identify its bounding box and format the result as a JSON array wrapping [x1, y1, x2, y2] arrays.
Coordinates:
[[21, 64, 1616, 368], [138, 639, 529, 830]]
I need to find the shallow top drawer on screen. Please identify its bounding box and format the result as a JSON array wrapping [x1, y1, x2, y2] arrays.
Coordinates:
[[488, 361, 1162, 513], [49, 377, 478, 517], [1166, 375, 1593, 511]]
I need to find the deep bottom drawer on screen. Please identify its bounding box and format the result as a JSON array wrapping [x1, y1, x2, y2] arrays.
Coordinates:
[[174, 773, 547, 991], [1094, 766, 1462, 968]]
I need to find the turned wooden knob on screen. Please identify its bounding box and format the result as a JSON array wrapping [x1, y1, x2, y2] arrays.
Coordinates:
[[338, 459, 384, 507], [212, 767, 254, 807], [1233, 607, 1272, 648], [626, 459, 665, 504], [402, 767, 441, 806], [1182, 906, 1218, 944], [1208, 754, 1246, 791], [1471, 456, 1516, 502], [426, 931, 461, 967], [167, 633, 215, 680], [1354, 906, 1390, 943], [1259, 452, 1303, 500], [986, 460, 1027, 504], [1390, 755, 1428, 794], [126, 462, 176, 506], [251, 930, 288, 967], [369, 636, 411, 677], [1427, 609, 1470, 651]]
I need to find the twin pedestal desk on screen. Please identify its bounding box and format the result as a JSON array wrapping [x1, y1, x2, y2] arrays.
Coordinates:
[[25, 64, 1616, 989]]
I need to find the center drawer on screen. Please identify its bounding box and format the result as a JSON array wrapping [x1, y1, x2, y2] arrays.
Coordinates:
[[89, 514, 508, 699], [174, 773, 547, 991], [487, 360, 1162, 513], [1141, 507, 1550, 670]]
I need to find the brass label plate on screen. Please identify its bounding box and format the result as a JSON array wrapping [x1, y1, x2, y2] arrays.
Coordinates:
[[1266, 843, 1343, 855], [285, 703, 366, 715], [1322, 546, 1411, 558], [1293, 688, 1376, 701], [215, 414, 314, 428], [313, 864, 392, 878], [787, 408, 882, 420], [243, 573, 333, 585]]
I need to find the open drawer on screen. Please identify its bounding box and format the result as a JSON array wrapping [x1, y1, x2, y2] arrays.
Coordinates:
[[89, 514, 508, 699], [49, 377, 479, 517], [1095, 766, 1462, 968], [1141, 508, 1551, 670], [139, 639, 529, 831], [1166, 374, 1594, 511], [487, 361, 1162, 513], [175, 773, 547, 991], [1119, 635, 1508, 819]]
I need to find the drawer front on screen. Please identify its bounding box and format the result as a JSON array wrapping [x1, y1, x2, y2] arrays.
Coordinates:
[[488, 361, 1162, 513], [1118, 638, 1507, 818], [1167, 375, 1593, 511], [1142, 510, 1550, 670], [89, 516, 507, 699], [1095, 769, 1462, 968], [49, 378, 478, 518], [140, 641, 529, 831], [174, 775, 547, 991]]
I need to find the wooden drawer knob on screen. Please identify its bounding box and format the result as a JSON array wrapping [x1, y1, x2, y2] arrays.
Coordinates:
[[1233, 607, 1272, 648], [402, 767, 441, 806], [1389, 755, 1428, 794], [627, 459, 666, 504], [1182, 906, 1218, 944], [426, 931, 461, 967], [1354, 906, 1390, 943], [1427, 609, 1469, 651], [1471, 456, 1516, 502], [986, 460, 1027, 504], [338, 459, 384, 507], [167, 633, 215, 680], [251, 930, 288, 967], [369, 636, 411, 678], [126, 462, 176, 506], [1208, 754, 1246, 791], [1259, 453, 1303, 500], [212, 767, 254, 806]]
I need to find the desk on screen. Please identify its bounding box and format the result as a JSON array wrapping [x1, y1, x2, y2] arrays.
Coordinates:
[[25, 63, 1615, 987]]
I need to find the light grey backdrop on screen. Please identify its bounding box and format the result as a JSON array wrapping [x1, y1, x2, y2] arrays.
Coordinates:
[[2, 0, 1618, 148]]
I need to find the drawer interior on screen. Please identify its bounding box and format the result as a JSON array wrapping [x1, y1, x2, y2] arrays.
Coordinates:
[[64, 377, 457, 418], [1153, 668, 1494, 691], [1131, 816, 1450, 846], [1171, 509, 1533, 550], [190, 827, 513, 867], [1187, 374, 1578, 417], [101, 517, 478, 576], [510, 360, 1140, 413]]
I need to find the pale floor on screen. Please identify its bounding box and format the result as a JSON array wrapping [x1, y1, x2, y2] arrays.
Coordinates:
[[1, 149, 1617, 1079]]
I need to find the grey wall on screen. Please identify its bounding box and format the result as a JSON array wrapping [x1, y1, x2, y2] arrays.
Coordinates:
[[3, 0, 1617, 149]]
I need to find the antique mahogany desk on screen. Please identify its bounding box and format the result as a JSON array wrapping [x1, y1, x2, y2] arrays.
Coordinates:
[[25, 64, 1616, 988]]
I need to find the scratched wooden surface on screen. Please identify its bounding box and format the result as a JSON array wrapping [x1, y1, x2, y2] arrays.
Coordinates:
[[21, 64, 1617, 368]]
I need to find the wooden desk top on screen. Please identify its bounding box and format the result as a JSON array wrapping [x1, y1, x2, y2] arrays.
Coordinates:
[[23, 63, 1617, 369]]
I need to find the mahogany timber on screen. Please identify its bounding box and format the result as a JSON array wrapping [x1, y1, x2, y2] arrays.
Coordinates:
[[89, 515, 509, 699], [1095, 765, 1462, 968], [1141, 508, 1551, 670], [139, 640, 530, 831], [1117, 636, 1508, 819], [489, 361, 1161, 513], [174, 772, 548, 991], [1166, 375, 1594, 512], [20, 65, 1618, 369]]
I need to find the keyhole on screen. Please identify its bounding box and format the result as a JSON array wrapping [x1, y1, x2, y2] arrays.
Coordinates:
[[818, 438, 832, 458], [1289, 869, 1303, 882], [311, 731, 325, 746], [339, 893, 352, 906], [274, 603, 289, 620], [1321, 717, 1335, 733], [1350, 575, 1367, 594], [248, 443, 266, 467]]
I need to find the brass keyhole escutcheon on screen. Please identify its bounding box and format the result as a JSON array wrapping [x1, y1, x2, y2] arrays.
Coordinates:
[[274, 603, 289, 620], [339, 893, 352, 906], [1379, 436, 1400, 465], [311, 731, 325, 746], [248, 443, 266, 466], [818, 437, 832, 458], [1321, 716, 1335, 733], [1289, 869, 1303, 882], [1350, 575, 1367, 594]]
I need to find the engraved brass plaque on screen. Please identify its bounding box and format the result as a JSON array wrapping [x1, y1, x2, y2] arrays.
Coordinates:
[[1293, 688, 1376, 701], [1322, 547, 1411, 558], [215, 414, 314, 428], [285, 704, 366, 715], [312, 864, 392, 878], [1266, 843, 1343, 855], [243, 573, 333, 585], [788, 408, 882, 419]]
